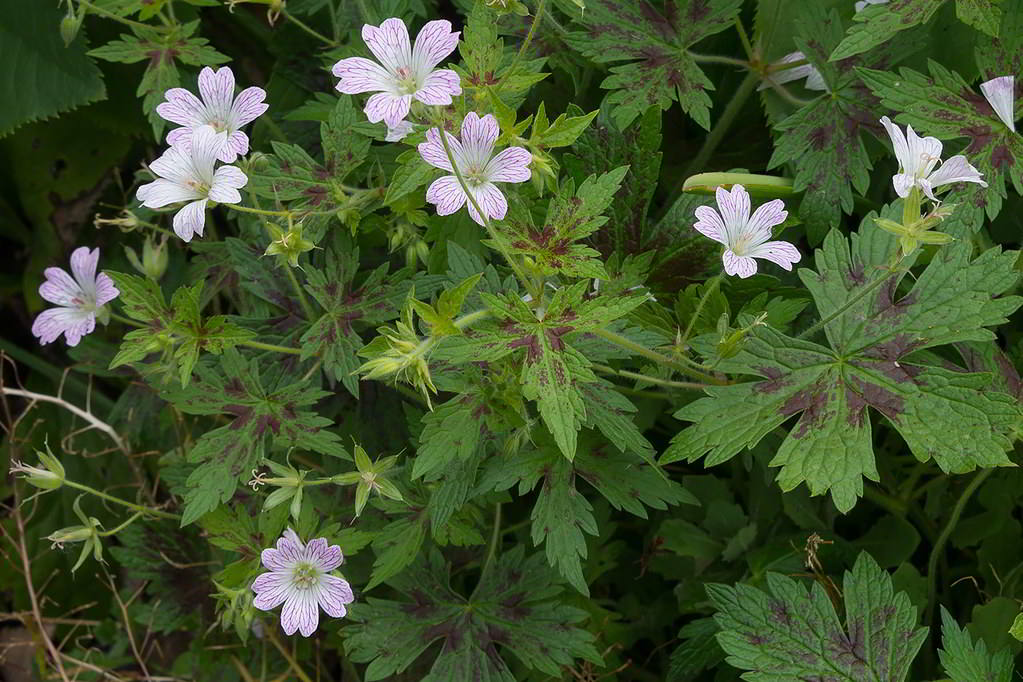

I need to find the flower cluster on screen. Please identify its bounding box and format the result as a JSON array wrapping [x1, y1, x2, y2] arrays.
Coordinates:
[[137, 66, 267, 242]]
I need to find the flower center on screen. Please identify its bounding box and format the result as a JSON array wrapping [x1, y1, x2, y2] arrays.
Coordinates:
[[208, 118, 227, 132], [291, 561, 320, 590], [464, 165, 487, 186], [185, 179, 211, 195], [730, 234, 753, 257], [395, 67, 418, 95]]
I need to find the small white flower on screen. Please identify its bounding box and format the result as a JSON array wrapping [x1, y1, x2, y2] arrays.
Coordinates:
[[332, 17, 461, 127], [156, 66, 268, 163], [855, 0, 889, 11], [879, 116, 988, 201], [693, 184, 801, 279], [136, 125, 248, 242], [757, 52, 827, 93], [251, 528, 354, 638], [32, 247, 119, 346], [980, 75, 1016, 132], [417, 112, 532, 225]]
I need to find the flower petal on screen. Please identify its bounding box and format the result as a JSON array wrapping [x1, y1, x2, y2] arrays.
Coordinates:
[[748, 240, 801, 271], [224, 130, 249, 162], [281, 591, 319, 637], [468, 182, 508, 224], [744, 199, 787, 243], [229, 86, 268, 128], [137, 178, 202, 208], [485, 146, 531, 183], [722, 250, 758, 278], [363, 18, 412, 75], [716, 184, 751, 243], [172, 199, 208, 242], [31, 307, 94, 346], [418, 127, 461, 171], [425, 175, 467, 216], [189, 125, 227, 183], [386, 120, 415, 142], [459, 112, 499, 168], [692, 205, 727, 245], [39, 267, 83, 306], [198, 66, 236, 125], [411, 20, 460, 73], [904, 123, 942, 177], [925, 154, 988, 192], [980, 75, 1015, 132], [210, 165, 248, 204], [156, 88, 207, 127], [879, 116, 909, 171], [166, 126, 192, 149], [69, 247, 99, 291], [94, 273, 120, 306], [891, 172, 916, 198], [364, 92, 411, 126], [316, 575, 354, 618], [305, 537, 343, 572], [332, 57, 394, 95], [412, 68, 461, 105], [253, 574, 292, 611], [148, 145, 195, 186]]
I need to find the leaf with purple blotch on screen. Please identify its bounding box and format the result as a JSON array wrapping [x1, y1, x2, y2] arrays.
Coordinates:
[[859, 60, 1023, 221], [938, 606, 1015, 682], [563, 0, 744, 130], [662, 205, 1022, 512], [708, 551, 928, 680], [343, 546, 602, 681]]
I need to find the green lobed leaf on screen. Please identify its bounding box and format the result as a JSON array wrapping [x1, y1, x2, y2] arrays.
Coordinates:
[[564, 0, 744, 129], [938, 606, 1015, 682], [708, 551, 928, 680], [345, 546, 602, 680], [663, 213, 1022, 512], [829, 0, 945, 61]]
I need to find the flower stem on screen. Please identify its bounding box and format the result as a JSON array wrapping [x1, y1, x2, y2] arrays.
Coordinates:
[[110, 311, 144, 328], [591, 328, 725, 385], [684, 70, 759, 177], [734, 16, 755, 61], [238, 339, 304, 356], [280, 9, 337, 47], [224, 204, 292, 217], [78, 0, 156, 31], [435, 125, 539, 299], [473, 502, 502, 598], [795, 270, 895, 341], [97, 511, 146, 537], [678, 272, 723, 351], [64, 480, 180, 521], [495, 0, 548, 93], [266, 629, 315, 682], [925, 468, 994, 635], [284, 264, 316, 320], [593, 364, 713, 391], [686, 51, 750, 68]]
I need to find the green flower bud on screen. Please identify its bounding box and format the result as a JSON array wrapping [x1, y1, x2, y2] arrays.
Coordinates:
[[9, 443, 65, 491]]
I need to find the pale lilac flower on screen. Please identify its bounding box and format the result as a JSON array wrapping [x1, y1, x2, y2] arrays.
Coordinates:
[[980, 76, 1016, 132], [693, 185, 801, 279], [879, 116, 987, 201], [252, 528, 354, 638], [332, 18, 461, 127], [385, 120, 416, 142], [136, 125, 248, 242], [855, 0, 888, 11], [32, 247, 119, 346], [417, 112, 532, 225], [757, 52, 826, 92], [156, 66, 268, 163]]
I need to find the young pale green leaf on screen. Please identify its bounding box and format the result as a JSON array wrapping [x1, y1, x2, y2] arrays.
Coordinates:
[[858, 61, 1023, 221], [530, 106, 599, 148], [708, 552, 928, 680], [829, 0, 944, 61], [564, 0, 744, 129], [938, 606, 1014, 682], [664, 214, 1022, 512], [345, 546, 601, 681]]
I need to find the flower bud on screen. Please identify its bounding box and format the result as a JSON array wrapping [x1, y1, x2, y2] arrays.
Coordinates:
[[263, 222, 316, 268], [94, 209, 141, 233], [59, 9, 83, 47], [125, 235, 169, 280], [10, 444, 65, 491], [47, 525, 94, 547]]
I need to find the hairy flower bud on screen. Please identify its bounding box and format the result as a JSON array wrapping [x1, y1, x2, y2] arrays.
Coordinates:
[[10, 443, 65, 491]]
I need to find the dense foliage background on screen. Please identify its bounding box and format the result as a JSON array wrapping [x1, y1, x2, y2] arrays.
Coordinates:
[[3, 0, 1023, 680]]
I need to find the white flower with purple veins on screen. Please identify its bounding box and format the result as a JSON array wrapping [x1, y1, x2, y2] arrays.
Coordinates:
[[32, 247, 119, 347], [156, 66, 268, 163], [417, 112, 532, 225], [757, 52, 827, 92], [879, 116, 987, 201], [332, 18, 461, 127], [252, 528, 354, 638], [980, 75, 1016, 132], [693, 184, 801, 279], [136, 125, 248, 242]]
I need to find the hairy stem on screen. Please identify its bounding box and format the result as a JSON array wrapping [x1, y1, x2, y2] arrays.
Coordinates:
[[593, 364, 712, 391], [281, 9, 337, 47], [284, 264, 316, 320], [684, 71, 759, 177], [678, 272, 723, 351], [64, 479, 180, 521], [795, 270, 895, 341], [591, 328, 725, 385], [495, 0, 548, 92]]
